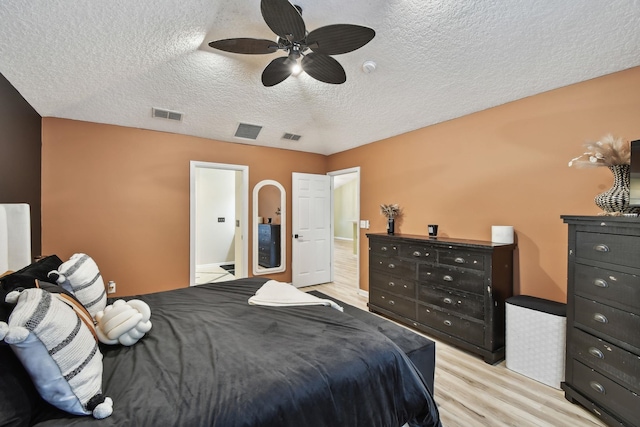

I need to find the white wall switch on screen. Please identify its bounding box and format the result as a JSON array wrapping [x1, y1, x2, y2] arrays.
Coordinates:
[[360, 220, 370, 229]]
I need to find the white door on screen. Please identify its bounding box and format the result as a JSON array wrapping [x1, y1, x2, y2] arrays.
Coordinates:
[[292, 173, 331, 287]]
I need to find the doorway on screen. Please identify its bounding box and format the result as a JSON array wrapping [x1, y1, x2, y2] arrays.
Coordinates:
[[189, 161, 248, 286], [329, 168, 360, 292]]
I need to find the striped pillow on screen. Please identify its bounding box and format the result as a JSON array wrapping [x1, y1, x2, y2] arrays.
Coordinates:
[[48, 254, 107, 319], [0, 288, 112, 419]]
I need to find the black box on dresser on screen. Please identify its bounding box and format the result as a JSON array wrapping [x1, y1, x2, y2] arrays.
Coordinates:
[[366, 233, 515, 364], [562, 216, 640, 427]]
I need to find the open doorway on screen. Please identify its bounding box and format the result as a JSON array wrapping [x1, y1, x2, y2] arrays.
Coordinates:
[[190, 161, 248, 286], [329, 168, 360, 292]]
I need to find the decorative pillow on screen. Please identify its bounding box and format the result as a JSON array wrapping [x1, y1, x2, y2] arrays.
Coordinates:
[[95, 299, 152, 346], [48, 254, 106, 319], [1, 255, 63, 323], [0, 288, 113, 419]]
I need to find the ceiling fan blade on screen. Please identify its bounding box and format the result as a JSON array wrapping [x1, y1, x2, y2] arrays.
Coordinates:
[[261, 0, 306, 42], [208, 38, 279, 54], [262, 57, 294, 86], [301, 53, 346, 84], [306, 24, 375, 55]]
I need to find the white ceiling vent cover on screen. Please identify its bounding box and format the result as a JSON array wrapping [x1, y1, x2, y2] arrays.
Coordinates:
[[152, 108, 183, 122], [235, 123, 262, 140], [282, 133, 301, 141]]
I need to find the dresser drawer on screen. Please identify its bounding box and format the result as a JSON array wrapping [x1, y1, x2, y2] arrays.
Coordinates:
[[417, 304, 485, 347], [574, 296, 640, 350], [571, 328, 640, 394], [417, 284, 484, 321], [575, 231, 640, 269], [370, 289, 416, 320], [369, 241, 398, 256], [370, 273, 415, 299], [571, 359, 640, 427], [398, 243, 436, 261], [418, 265, 484, 294], [370, 253, 415, 277], [575, 263, 640, 311], [439, 251, 484, 271]]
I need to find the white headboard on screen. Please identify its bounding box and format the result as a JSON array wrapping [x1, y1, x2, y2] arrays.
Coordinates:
[[0, 203, 31, 273]]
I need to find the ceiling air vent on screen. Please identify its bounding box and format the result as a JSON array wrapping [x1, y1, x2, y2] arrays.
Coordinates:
[[152, 108, 183, 122], [282, 133, 301, 141], [234, 123, 262, 140]]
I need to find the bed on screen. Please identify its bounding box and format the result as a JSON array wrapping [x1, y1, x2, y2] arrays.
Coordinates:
[[0, 205, 441, 427]]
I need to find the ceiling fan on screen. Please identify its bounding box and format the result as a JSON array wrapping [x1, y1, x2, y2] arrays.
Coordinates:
[[208, 0, 375, 87]]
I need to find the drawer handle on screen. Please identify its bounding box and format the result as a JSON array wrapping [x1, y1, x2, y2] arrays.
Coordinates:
[[443, 297, 453, 305], [589, 381, 606, 394], [443, 275, 453, 282], [388, 263, 395, 269], [454, 257, 465, 264], [388, 281, 395, 287], [593, 278, 609, 288], [443, 320, 452, 327], [593, 313, 608, 324], [381, 246, 388, 251], [593, 244, 610, 253], [412, 251, 421, 257], [588, 347, 604, 359], [388, 300, 395, 306]]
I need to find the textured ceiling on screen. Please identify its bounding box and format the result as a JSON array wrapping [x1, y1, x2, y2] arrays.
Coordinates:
[[1, 1, 639, 155]]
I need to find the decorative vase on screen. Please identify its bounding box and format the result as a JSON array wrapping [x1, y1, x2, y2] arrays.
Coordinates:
[[594, 164, 640, 214], [387, 218, 395, 235]]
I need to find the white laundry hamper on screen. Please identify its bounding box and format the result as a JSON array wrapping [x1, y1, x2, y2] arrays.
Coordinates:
[[505, 295, 566, 389]]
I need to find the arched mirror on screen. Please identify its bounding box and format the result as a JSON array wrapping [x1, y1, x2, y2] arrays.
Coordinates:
[[253, 180, 286, 275]]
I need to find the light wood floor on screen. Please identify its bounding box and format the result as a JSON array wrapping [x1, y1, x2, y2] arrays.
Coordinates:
[[305, 239, 606, 427]]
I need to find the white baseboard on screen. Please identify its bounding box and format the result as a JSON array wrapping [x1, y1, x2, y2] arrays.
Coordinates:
[[357, 289, 369, 298]]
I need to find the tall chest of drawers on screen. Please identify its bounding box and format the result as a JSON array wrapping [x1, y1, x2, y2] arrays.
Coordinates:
[[258, 224, 281, 268], [561, 216, 640, 427], [367, 233, 515, 364]]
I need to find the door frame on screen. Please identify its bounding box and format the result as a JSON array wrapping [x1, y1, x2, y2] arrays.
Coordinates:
[[189, 161, 249, 286]]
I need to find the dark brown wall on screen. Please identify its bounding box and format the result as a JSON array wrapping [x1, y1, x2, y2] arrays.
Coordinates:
[[0, 73, 42, 257]]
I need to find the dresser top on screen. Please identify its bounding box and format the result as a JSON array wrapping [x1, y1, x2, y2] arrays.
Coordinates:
[[562, 214, 640, 224], [366, 233, 515, 250]]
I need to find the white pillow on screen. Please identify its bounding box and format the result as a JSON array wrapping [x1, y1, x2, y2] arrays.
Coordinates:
[[0, 288, 112, 419], [48, 253, 107, 319]]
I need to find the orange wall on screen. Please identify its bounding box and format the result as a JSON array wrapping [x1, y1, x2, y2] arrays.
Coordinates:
[[41, 119, 326, 296], [42, 66, 640, 302], [329, 66, 640, 303]]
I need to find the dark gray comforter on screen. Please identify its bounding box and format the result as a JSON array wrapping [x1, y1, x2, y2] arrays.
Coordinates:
[[32, 278, 441, 427]]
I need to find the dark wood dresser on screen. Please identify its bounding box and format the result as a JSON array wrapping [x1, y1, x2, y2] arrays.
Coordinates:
[[258, 224, 281, 268], [366, 233, 515, 364], [561, 216, 640, 427]]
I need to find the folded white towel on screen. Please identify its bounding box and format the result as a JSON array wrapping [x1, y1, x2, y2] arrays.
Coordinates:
[[248, 280, 343, 312]]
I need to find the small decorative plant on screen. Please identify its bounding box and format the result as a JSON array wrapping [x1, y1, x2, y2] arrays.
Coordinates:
[[380, 204, 401, 234], [380, 204, 401, 219], [568, 134, 639, 215], [568, 134, 630, 168]]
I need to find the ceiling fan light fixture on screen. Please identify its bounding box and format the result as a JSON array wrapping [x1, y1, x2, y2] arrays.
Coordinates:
[[291, 62, 303, 76], [209, 0, 375, 86]]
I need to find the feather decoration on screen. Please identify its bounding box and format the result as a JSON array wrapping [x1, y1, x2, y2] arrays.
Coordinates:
[[568, 134, 631, 168], [380, 204, 401, 219]]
